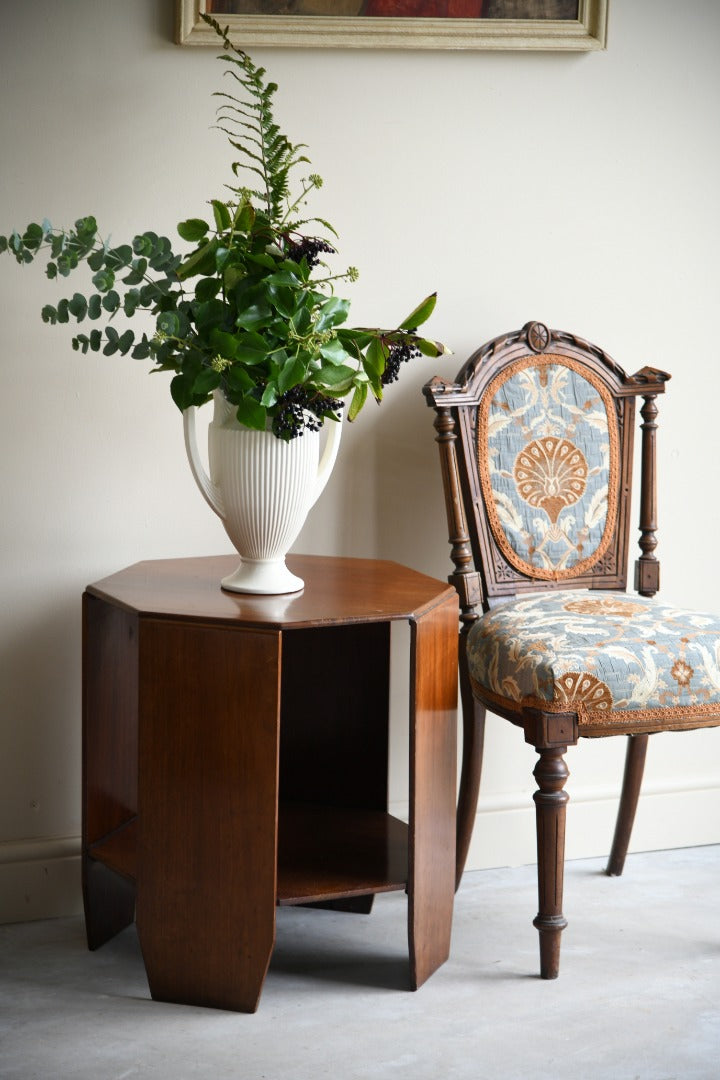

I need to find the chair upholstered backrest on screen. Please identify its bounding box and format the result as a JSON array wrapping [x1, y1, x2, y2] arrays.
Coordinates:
[[424, 322, 670, 612]]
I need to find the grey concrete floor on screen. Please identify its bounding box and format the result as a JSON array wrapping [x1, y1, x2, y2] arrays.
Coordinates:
[[1, 846, 718, 1080]]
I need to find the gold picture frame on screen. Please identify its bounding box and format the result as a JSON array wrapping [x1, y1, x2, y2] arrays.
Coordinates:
[[176, 1, 609, 51]]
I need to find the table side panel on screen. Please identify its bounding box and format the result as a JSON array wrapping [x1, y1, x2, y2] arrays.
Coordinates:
[[82, 592, 139, 948], [408, 591, 459, 989], [136, 618, 281, 1013], [83, 592, 139, 843]]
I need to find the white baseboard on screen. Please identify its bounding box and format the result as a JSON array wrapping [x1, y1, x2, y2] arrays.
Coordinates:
[[391, 776, 720, 872], [0, 836, 82, 925], [460, 777, 720, 872], [2, 778, 719, 924]]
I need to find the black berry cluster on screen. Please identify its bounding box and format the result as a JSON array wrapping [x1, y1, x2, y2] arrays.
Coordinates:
[[286, 236, 336, 269], [381, 340, 422, 386], [271, 385, 344, 440]]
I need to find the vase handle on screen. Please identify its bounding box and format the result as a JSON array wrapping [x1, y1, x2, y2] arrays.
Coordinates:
[[183, 405, 226, 520], [312, 416, 343, 508]]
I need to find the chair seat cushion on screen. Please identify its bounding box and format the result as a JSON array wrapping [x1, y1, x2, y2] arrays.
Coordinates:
[[467, 590, 720, 735]]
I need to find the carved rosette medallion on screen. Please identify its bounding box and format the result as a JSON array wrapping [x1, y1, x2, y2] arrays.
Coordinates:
[[527, 322, 550, 353]]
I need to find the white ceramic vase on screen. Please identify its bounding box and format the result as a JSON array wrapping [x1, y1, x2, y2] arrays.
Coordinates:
[[183, 391, 342, 594]]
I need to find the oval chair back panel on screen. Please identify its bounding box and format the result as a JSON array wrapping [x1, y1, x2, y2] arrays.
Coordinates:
[[441, 325, 644, 602], [479, 355, 620, 582]]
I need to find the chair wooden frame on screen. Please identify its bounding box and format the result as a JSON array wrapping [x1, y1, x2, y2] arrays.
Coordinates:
[[424, 321, 718, 977]]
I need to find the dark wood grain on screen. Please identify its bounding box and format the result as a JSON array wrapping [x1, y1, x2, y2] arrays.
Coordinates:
[[606, 734, 649, 877], [82, 593, 138, 949], [136, 618, 281, 1013], [277, 805, 408, 904], [86, 553, 453, 629], [408, 591, 458, 989], [634, 394, 661, 596], [533, 748, 569, 980]]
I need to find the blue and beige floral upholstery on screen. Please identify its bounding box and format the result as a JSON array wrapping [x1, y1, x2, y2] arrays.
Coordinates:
[[468, 590, 720, 737], [478, 356, 619, 580]]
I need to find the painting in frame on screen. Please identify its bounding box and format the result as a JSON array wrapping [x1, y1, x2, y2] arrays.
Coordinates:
[[176, 1, 609, 51]]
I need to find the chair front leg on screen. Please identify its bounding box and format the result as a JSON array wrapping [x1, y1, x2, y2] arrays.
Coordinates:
[[533, 746, 570, 979]]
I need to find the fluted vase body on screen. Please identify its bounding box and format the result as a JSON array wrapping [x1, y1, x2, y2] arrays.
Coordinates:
[[184, 392, 342, 594]]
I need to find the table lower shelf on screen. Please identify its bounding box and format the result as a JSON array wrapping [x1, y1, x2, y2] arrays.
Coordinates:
[[88, 803, 409, 906]]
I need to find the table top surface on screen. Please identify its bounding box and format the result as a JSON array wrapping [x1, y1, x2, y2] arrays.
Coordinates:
[[85, 554, 457, 629]]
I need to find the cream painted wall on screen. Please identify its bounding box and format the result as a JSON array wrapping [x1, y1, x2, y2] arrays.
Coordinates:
[[1, 0, 718, 922]]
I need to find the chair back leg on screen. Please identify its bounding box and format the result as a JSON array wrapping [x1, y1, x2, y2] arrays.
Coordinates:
[[455, 657, 486, 889], [606, 734, 649, 876]]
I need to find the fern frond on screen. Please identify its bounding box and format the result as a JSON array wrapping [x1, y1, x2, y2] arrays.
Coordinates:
[[201, 12, 320, 231]]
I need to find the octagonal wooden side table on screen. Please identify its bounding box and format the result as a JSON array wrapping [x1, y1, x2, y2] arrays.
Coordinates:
[[82, 554, 458, 1012]]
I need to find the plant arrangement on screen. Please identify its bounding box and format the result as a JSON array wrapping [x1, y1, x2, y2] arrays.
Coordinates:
[[0, 15, 447, 440]]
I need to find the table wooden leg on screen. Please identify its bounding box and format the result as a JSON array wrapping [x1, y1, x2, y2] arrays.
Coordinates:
[[136, 619, 281, 1013], [82, 594, 138, 949], [408, 593, 458, 989]]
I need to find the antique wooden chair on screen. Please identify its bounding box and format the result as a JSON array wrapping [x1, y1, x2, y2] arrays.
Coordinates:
[[423, 321, 720, 978]]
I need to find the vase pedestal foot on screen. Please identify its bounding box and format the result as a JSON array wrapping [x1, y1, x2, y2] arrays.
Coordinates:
[[221, 558, 304, 595]]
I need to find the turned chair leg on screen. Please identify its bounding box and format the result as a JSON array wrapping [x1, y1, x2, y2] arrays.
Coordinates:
[[455, 674, 486, 890], [606, 733, 649, 877], [533, 747, 570, 979]]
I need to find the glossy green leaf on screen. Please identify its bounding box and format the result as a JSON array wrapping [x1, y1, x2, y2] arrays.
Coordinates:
[[209, 328, 238, 359], [177, 218, 210, 242], [236, 302, 272, 332], [176, 239, 219, 281], [314, 363, 356, 388], [234, 201, 255, 232], [192, 368, 222, 396], [347, 381, 368, 421], [233, 395, 266, 430], [318, 339, 351, 365], [277, 355, 306, 394], [399, 292, 437, 331], [195, 277, 220, 302], [414, 336, 450, 358], [170, 373, 195, 411], [225, 365, 254, 393], [212, 200, 232, 232], [363, 337, 389, 376], [315, 296, 350, 333]]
